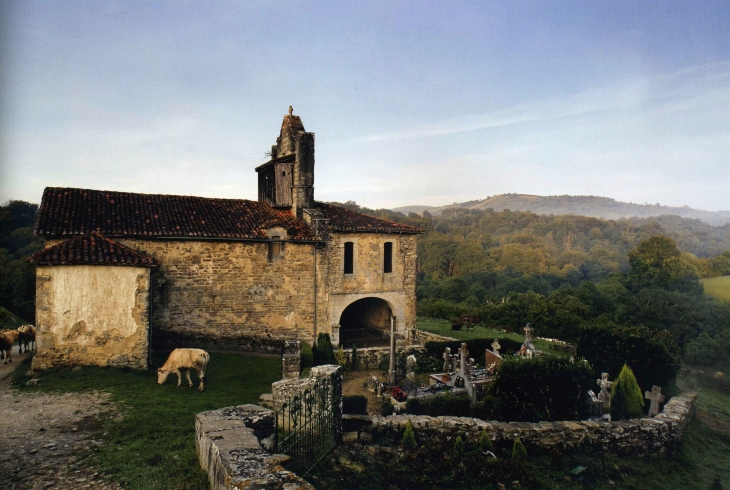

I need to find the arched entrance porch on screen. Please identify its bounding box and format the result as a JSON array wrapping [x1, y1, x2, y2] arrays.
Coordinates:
[[338, 297, 393, 348]]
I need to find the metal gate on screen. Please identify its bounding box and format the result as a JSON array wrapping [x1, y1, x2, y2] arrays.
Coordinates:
[[274, 370, 342, 475]]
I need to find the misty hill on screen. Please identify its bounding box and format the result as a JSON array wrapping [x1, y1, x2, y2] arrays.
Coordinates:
[[393, 194, 730, 226]]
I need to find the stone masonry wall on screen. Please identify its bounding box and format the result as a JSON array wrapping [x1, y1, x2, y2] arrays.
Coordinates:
[[33, 265, 150, 370], [324, 234, 418, 336], [114, 239, 329, 348], [343, 392, 697, 456], [342, 346, 425, 371]]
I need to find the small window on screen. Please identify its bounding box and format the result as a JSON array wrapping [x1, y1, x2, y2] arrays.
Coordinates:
[[344, 242, 354, 274], [269, 236, 284, 261], [383, 242, 393, 273]]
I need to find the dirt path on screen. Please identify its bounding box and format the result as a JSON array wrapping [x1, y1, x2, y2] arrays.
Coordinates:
[[0, 347, 122, 490]]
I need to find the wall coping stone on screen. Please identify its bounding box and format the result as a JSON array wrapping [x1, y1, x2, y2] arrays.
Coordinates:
[[196, 404, 313, 490]]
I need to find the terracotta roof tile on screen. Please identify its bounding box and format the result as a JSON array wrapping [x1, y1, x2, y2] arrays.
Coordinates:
[[27, 232, 158, 267], [35, 187, 318, 241], [315, 203, 423, 234]]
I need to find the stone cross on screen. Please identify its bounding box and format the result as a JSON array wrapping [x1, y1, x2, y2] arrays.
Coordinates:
[[524, 324, 532, 342], [597, 373, 613, 410], [645, 385, 665, 417], [491, 339, 501, 355], [459, 343, 468, 374], [443, 347, 452, 372], [467, 358, 475, 374]]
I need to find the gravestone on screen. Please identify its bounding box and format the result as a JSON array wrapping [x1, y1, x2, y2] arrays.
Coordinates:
[[645, 385, 666, 417], [467, 358, 475, 374], [459, 343, 469, 374], [522, 323, 535, 351], [443, 347, 452, 372], [597, 372, 613, 410], [406, 355, 417, 373], [491, 339, 501, 356]]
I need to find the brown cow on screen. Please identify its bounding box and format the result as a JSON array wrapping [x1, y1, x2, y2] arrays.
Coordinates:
[[17, 325, 36, 354], [0, 330, 20, 363], [157, 348, 210, 392]]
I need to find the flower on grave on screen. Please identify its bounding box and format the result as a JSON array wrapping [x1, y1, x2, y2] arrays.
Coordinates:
[[390, 386, 408, 402]]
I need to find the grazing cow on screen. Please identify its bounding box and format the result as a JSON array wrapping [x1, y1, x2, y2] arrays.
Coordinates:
[[17, 325, 36, 354], [0, 330, 20, 364], [157, 348, 210, 392]]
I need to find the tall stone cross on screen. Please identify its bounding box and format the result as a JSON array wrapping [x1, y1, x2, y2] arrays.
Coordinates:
[[524, 324, 533, 342], [597, 372, 613, 410], [491, 339, 501, 355], [443, 347, 452, 372], [459, 343, 469, 373], [645, 386, 665, 417]]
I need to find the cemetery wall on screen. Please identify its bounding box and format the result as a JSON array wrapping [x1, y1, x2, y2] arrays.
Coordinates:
[[344, 392, 697, 455], [195, 404, 313, 490], [412, 329, 457, 345], [343, 345, 425, 371]]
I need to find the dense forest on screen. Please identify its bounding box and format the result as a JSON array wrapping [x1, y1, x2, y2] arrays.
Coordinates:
[[335, 201, 730, 369]]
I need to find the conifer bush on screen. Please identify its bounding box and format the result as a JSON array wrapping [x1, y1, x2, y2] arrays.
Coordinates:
[[334, 346, 347, 367], [453, 435, 465, 454], [511, 438, 527, 461], [351, 344, 359, 370], [402, 420, 416, 449], [300, 342, 313, 371], [478, 429, 493, 452], [610, 364, 644, 421], [312, 333, 336, 366]]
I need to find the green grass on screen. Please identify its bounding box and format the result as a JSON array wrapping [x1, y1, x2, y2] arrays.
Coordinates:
[[12, 352, 281, 489], [701, 276, 730, 302], [417, 317, 556, 352], [0, 305, 27, 329]]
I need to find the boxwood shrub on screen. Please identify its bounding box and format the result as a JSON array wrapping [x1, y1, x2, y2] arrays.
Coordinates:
[[343, 395, 368, 415], [491, 355, 594, 422]]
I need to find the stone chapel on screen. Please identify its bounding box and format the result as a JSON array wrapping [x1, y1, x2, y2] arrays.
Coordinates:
[[27, 110, 423, 370]]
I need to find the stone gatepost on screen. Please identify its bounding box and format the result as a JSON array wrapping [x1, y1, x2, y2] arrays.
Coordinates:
[[282, 340, 301, 380]]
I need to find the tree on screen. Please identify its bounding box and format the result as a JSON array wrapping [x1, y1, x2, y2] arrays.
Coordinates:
[[610, 364, 644, 421], [511, 438, 527, 461], [312, 333, 336, 366], [401, 420, 416, 449], [627, 236, 702, 295]]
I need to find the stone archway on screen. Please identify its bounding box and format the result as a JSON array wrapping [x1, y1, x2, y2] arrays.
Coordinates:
[[338, 297, 393, 348]]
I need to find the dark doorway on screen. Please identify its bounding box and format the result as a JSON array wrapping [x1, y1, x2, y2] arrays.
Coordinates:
[[339, 297, 392, 348]]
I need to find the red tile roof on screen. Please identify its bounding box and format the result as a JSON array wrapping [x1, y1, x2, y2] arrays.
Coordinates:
[[315, 203, 423, 234], [27, 232, 158, 267], [34, 187, 319, 241]]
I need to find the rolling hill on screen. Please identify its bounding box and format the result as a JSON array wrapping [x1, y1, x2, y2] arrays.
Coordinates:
[[393, 194, 730, 226]]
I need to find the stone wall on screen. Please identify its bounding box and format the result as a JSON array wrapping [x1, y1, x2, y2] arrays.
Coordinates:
[[33, 265, 150, 370], [343, 392, 697, 456], [411, 329, 457, 345], [195, 404, 313, 490], [343, 346, 425, 371], [116, 239, 329, 348]]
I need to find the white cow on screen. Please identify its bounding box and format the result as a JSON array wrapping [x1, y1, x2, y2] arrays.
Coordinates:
[[157, 348, 210, 392]]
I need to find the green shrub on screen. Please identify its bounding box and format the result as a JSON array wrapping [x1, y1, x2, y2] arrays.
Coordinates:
[[402, 420, 416, 449], [610, 364, 644, 421], [334, 346, 347, 367], [471, 396, 501, 420], [490, 356, 594, 422], [381, 398, 394, 416], [453, 435, 465, 454], [406, 394, 472, 417], [577, 324, 680, 393], [478, 429, 493, 452], [511, 438, 527, 461], [351, 344, 359, 371], [342, 395, 368, 415], [313, 333, 336, 366], [300, 342, 313, 371]]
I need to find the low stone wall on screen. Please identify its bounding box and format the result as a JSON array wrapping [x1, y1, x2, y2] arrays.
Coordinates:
[[342, 345, 425, 371], [411, 329, 457, 345], [152, 329, 284, 355], [195, 404, 313, 490], [343, 392, 697, 455]]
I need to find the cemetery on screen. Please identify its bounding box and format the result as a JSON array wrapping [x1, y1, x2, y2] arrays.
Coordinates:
[[194, 323, 697, 489]]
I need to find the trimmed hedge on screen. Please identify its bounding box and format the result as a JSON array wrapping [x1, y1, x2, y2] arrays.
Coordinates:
[[343, 395, 368, 415], [490, 356, 594, 422], [424, 337, 523, 364], [577, 324, 681, 394], [406, 394, 472, 417]]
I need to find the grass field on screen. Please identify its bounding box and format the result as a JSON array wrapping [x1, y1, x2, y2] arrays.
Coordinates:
[[416, 317, 556, 352], [701, 276, 730, 302], [12, 352, 280, 490]]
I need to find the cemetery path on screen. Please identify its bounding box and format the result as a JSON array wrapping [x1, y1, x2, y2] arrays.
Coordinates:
[[0, 371, 122, 490], [342, 369, 385, 415]]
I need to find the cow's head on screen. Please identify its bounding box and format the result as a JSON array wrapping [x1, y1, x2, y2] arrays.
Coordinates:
[[157, 368, 170, 384]]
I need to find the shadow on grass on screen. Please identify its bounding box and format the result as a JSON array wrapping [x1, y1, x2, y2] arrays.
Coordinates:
[[12, 352, 281, 490]]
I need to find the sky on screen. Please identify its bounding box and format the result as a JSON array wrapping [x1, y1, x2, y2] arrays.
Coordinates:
[[1, 1, 729, 212]]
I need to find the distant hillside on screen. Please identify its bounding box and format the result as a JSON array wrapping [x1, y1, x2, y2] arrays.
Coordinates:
[[393, 194, 730, 226], [0, 306, 26, 329]]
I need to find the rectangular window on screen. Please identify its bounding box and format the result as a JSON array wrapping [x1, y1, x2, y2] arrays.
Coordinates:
[[269, 236, 284, 261], [344, 241, 354, 274], [383, 241, 393, 273]]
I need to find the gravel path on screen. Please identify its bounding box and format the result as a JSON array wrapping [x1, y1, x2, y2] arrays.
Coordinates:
[[0, 347, 123, 490]]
